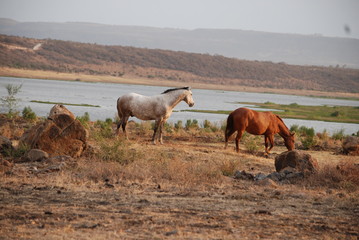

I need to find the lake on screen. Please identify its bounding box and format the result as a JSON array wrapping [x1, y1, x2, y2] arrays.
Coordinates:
[[0, 77, 358, 135]]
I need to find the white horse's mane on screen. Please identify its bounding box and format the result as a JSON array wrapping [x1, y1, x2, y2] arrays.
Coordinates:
[[161, 87, 190, 94]]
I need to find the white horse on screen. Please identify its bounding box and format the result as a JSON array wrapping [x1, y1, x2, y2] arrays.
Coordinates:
[[116, 87, 195, 144]]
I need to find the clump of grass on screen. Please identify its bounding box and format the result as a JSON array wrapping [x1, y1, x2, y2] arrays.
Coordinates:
[[95, 139, 138, 165], [185, 119, 199, 130], [291, 125, 317, 149], [2, 143, 30, 159], [242, 132, 261, 154], [332, 129, 345, 140], [218, 158, 240, 177], [304, 159, 359, 192], [93, 118, 113, 139], [77, 112, 90, 128], [174, 120, 183, 130], [22, 106, 37, 121], [202, 119, 219, 132]]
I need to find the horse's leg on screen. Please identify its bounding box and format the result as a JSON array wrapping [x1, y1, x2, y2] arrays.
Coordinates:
[[264, 135, 269, 154], [235, 130, 244, 153], [224, 129, 236, 149], [267, 135, 275, 153], [158, 120, 166, 144], [121, 115, 130, 140], [116, 119, 123, 135], [152, 120, 159, 144]]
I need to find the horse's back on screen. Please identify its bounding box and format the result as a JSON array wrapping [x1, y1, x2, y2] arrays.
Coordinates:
[[229, 108, 275, 135]]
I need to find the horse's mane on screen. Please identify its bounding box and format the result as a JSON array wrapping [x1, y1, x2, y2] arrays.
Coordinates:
[[275, 115, 289, 130], [161, 87, 190, 94]]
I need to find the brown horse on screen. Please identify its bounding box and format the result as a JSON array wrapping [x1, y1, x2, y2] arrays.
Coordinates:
[[225, 108, 295, 153]]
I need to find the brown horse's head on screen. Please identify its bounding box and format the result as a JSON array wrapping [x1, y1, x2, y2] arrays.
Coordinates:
[[284, 132, 295, 151]]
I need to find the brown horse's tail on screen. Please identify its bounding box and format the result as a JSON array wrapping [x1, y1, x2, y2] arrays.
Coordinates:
[[225, 113, 234, 143]]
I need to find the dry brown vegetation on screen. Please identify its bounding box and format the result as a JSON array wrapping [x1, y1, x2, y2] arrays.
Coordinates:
[[1, 116, 359, 239], [1, 34, 359, 93]]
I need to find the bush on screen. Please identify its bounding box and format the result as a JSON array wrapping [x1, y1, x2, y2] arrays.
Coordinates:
[[202, 119, 219, 132], [22, 106, 37, 121], [174, 120, 183, 130], [1, 83, 22, 118], [332, 129, 345, 140], [291, 125, 317, 149], [185, 119, 199, 129], [77, 112, 90, 127], [304, 160, 359, 191], [94, 119, 113, 139], [2, 143, 30, 158]]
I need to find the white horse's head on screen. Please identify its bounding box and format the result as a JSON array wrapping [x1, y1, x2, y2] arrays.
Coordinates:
[[183, 87, 194, 107]]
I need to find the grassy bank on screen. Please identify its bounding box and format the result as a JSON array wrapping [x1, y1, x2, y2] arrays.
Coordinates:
[[183, 102, 359, 124], [30, 100, 100, 108]]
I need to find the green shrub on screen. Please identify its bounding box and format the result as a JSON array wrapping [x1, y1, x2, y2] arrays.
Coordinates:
[[332, 129, 345, 140], [174, 120, 183, 130], [202, 120, 219, 132], [290, 124, 299, 133], [2, 143, 30, 158], [22, 106, 37, 121], [1, 83, 22, 118], [94, 119, 113, 139], [96, 140, 137, 165], [77, 112, 90, 127], [185, 119, 199, 129]]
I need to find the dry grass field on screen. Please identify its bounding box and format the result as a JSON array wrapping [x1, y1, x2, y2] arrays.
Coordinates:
[[1, 118, 358, 240]]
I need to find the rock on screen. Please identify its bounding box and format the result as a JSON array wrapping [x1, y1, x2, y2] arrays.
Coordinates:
[[0, 136, 13, 155], [275, 150, 319, 176], [254, 178, 278, 187], [254, 172, 267, 181], [20, 105, 87, 158], [266, 172, 282, 182], [342, 136, 359, 156], [233, 170, 254, 180], [48, 104, 75, 120], [25, 149, 49, 162]]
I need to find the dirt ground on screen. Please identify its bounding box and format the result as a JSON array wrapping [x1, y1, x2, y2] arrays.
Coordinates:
[[1, 134, 358, 240]]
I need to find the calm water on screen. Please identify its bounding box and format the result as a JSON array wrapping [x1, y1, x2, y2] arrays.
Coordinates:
[[1, 77, 358, 135]]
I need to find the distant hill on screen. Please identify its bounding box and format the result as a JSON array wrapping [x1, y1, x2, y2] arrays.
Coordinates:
[[1, 18, 359, 69], [1, 35, 358, 93]]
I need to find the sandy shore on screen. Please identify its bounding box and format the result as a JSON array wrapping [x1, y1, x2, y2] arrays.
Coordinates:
[[1, 67, 358, 99]]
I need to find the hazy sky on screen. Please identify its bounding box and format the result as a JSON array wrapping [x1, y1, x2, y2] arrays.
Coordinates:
[[1, 0, 358, 39]]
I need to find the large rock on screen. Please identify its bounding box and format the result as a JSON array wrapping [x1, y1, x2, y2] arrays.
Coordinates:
[[49, 104, 75, 120], [20, 105, 87, 158], [275, 150, 319, 176], [342, 136, 359, 156]]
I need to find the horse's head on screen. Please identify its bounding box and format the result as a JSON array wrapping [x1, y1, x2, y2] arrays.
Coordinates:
[[284, 132, 295, 151], [183, 88, 194, 107]]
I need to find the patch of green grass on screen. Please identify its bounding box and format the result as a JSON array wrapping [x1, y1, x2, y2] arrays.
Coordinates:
[[30, 100, 100, 107], [183, 103, 359, 124]]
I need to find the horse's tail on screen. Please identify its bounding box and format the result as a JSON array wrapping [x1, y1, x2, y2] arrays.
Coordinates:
[[116, 97, 122, 118], [225, 113, 234, 143], [116, 97, 123, 131]]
